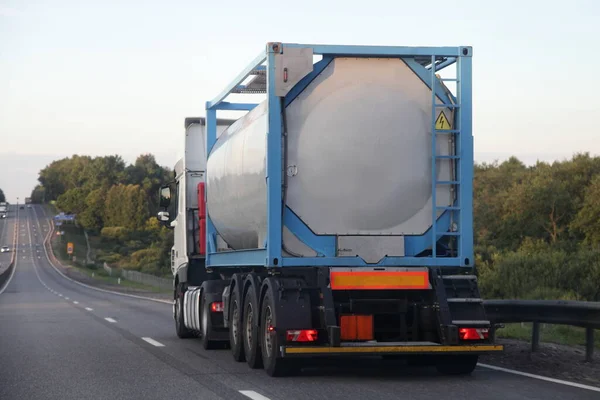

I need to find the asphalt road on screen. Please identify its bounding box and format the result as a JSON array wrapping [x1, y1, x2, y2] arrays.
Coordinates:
[[0, 205, 598, 400]]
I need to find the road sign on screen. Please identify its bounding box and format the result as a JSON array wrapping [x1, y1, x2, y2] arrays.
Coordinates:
[[67, 242, 74, 255], [435, 111, 451, 130]]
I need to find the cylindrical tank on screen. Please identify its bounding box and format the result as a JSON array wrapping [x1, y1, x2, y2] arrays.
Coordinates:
[[207, 57, 453, 253]]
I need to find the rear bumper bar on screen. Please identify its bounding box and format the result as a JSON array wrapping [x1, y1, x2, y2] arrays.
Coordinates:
[[282, 344, 503, 357]]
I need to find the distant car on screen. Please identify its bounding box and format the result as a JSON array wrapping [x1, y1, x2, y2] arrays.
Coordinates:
[[1, 246, 10, 253], [27, 205, 32, 208], [19, 206, 24, 209]]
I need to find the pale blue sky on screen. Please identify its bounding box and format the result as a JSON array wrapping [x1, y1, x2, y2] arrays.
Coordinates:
[[1, 0, 599, 202]]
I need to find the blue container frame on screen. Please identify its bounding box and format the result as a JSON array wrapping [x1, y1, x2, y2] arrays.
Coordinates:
[[205, 42, 473, 269]]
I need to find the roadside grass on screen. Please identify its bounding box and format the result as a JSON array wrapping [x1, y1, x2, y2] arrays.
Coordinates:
[[46, 212, 170, 294], [497, 323, 600, 349]]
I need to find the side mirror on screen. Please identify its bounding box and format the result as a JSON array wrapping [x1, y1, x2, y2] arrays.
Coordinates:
[[157, 211, 170, 222], [159, 185, 172, 208]]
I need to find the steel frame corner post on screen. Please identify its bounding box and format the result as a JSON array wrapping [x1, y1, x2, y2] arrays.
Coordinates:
[[266, 43, 283, 267], [205, 106, 218, 261], [457, 47, 474, 267], [430, 55, 438, 259]]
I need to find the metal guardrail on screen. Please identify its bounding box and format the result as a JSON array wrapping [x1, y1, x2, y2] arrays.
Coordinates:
[[484, 300, 600, 362], [103, 262, 171, 291], [120, 269, 172, 291]]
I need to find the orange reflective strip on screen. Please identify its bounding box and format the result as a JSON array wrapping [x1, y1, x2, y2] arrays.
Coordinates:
[[330, 271, 429, 290]]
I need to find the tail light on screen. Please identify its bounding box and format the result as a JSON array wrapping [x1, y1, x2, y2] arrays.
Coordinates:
[[210, 301, 224, 312], [459, 327, 489, 340], [286, 329, 318, 342]]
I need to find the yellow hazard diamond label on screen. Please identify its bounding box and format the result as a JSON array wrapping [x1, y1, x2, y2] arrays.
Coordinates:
[[435, 111, 451, 130]]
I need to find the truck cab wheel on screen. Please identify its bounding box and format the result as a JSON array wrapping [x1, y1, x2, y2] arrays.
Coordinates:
[[435, 355, 478, 375], [242, 285, 263, 369], [229, 288, 245, 362], [200, 292, 219, 350], [175, 284, 194, 339]]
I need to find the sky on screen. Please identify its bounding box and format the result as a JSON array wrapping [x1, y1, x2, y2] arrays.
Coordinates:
[[1, 0, 599, 203]]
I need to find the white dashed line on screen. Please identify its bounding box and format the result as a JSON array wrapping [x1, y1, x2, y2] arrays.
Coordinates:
[[58, 294, 63, 297], [73, 301, 79, 304], [85, 307, 93, 311], [478, 363, 600, 393], [142, 337, 165, 347], [65, 297, 70, 300], [239, 391, 271, 400], [104, 317, 117, 323]]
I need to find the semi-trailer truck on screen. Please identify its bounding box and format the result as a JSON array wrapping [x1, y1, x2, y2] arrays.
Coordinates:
[[157, 42, 503, 377]]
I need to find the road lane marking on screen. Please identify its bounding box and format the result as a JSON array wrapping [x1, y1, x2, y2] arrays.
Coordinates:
[[58, 294, 63, 297], [85, 307, 93, 311], [239, 391, 271, 400], [65, 297, 70, 300], [105, 317, 117, 323], [478, 363, 600, 393], [73, 301, 79, 304], [142, 337, 165, 347]]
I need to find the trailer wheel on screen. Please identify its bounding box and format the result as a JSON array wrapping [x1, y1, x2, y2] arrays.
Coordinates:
[[242, 285, 263, 369], [260, 292, 299, 377], [435, 355, 478, 375], [229, 287, 245, 362], [175, 283, 194, 339], [200, 292, 218, 350]]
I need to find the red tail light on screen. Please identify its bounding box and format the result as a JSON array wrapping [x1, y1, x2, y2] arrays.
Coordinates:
[[210, 301, 224, 312], [286, 329, 318, 342], [459, 327, 489, 340]]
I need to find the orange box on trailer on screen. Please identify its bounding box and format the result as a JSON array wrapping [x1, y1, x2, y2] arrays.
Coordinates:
[[340, 314, 374, 341]]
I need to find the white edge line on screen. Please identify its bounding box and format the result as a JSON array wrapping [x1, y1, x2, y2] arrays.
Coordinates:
[[104, 317, 117, 323], [142, 337, 165, 347], [239, 390, 272, 400], [478, 363, 600, 393], [33, 207, 171, 305]]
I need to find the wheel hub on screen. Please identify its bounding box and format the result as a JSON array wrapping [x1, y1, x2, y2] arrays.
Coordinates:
[[245, 304, 254, 349]]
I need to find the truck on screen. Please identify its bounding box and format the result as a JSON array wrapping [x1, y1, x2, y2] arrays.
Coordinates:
[[157, 42, 503, 377]]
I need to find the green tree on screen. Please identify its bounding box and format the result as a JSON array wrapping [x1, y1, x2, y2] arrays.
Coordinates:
[[502, 165, 572, 246], [570, 175, 600, 246], [125, 154, 172, 214], [77, 188, 107, 232], [30, 185, 46, 203], [0, 188, 5, 203], [56, 187, 87, 214]]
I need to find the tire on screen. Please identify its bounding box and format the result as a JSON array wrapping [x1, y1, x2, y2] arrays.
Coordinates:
[[175, 283, 194, 339], [229, 288, 245, 362], [200, 292, 219, 350], [435, 355, 478, 375], [242, 285, 263, 369], [260, 291, 300, 377]]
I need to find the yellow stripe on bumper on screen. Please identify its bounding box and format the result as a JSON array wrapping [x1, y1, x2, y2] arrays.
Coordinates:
[[284, 344, 503, 355]]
